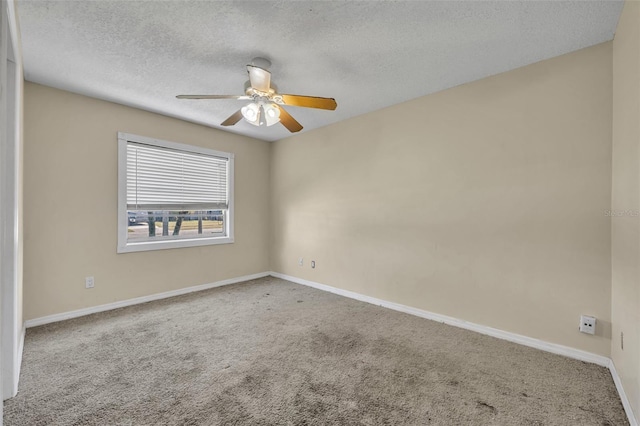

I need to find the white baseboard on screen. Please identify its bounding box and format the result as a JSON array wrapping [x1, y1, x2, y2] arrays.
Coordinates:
[[270, 272, 609, 366], [609, 359, 639, 426], [25, 272, 270, 328], [270, 271, 640, 425], [19, 269, 638, 426]]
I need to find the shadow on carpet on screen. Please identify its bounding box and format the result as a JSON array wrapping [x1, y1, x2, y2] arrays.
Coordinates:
[[3, 277, 628, 425]]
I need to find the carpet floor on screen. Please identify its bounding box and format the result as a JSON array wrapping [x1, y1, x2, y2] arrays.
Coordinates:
[[3, 277, 628, 425]]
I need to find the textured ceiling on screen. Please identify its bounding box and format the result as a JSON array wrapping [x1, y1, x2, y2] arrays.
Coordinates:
[[18, 1, 623, 142]]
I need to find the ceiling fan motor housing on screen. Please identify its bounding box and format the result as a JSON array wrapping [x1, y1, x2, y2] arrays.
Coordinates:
[[177, 59, 336, 133], [250, 57, 271, 70]]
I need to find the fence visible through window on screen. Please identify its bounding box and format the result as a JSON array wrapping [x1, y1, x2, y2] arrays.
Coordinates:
[[127, 210, 225, 241]]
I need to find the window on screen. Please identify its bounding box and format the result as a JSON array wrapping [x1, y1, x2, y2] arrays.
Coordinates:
[[117, 132, 234, 253]]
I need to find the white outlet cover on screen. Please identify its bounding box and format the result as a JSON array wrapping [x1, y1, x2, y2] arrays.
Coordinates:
[[579, 315, 596, 335], [85, 276, 95, 289]]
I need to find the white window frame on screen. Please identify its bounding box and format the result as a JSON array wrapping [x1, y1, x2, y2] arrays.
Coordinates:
[[117, 132, 234, 253]]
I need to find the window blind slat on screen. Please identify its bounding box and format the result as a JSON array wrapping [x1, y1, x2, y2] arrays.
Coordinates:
[[126, 141, 229, 210], [126, 202, 228, 210]]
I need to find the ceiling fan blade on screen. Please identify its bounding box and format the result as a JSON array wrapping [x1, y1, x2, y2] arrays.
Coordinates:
[[247, 65, 271, 92], [176, 95, 252, 100], [280, 94, 337, 110], [220, 109, 244, 126], [277, 106, 303, 133]]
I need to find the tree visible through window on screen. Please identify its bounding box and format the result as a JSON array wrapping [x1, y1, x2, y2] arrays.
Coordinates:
[[117, 132, 234, 253]]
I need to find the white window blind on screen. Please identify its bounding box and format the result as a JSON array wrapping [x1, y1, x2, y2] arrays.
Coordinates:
[[126, 141, 229, 210]]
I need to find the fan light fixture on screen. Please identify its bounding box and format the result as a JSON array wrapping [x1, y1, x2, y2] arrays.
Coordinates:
[[241, 102, 280, 127], [241, 103, 261, 126], [263, 103, 281, 126], [176, 57, 337, 133]]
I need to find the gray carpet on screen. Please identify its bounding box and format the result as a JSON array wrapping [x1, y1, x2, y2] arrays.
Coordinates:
[[3, 277, 628, 425]]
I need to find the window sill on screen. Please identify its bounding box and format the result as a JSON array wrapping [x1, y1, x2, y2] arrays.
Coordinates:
[[117, 236, 234, 253]]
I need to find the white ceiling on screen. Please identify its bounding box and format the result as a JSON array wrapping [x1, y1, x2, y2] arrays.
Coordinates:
[[18, 1, 623, 142]]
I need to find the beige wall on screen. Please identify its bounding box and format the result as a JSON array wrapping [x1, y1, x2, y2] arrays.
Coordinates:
[[612, 1, 640, 419], [23, 83, 270, 320], [18, 22, 637, 417], [270, 43, 613, 356]]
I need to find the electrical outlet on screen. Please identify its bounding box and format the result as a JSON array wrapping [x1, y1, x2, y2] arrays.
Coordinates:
[[579, 315, 596, 335], [298, 257, 303, 266], [311, 260, 316, 269], [85, 276, 95, 289]]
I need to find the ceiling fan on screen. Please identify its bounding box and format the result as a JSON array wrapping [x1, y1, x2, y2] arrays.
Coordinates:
[[176, 58, 337, 133]]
